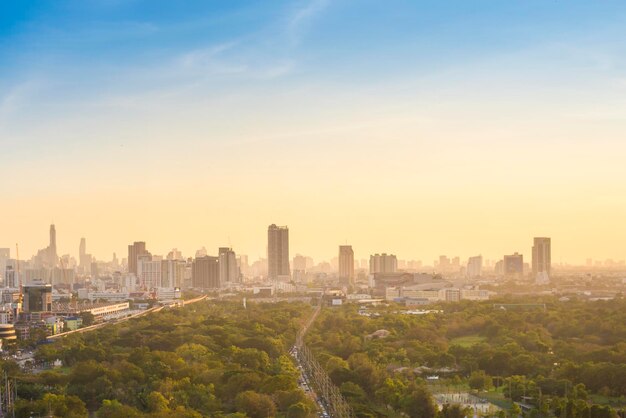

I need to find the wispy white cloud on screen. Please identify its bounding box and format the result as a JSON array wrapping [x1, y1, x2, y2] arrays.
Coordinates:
[[175, 39, 295, 81], [0, 81, 40, 126], [178, 42, 239, 69], [258, 60, 295, 79], [287, 0, 330, 44]]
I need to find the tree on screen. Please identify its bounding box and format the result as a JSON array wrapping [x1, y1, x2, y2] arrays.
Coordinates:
[[14, 394, 88, 418], [96, 399, 142, 418], [571, 383, 588, 401], [81, 311, 95, 327], [232, 347, 270, 371], [375, 377, 407, 409], [287, 402, 312, 418], [469, 370, 493, 391], [440, 404, 469, 418], [235, 391, 277, 418], [509, 402, 522, 418], [146, 391, 170, 413], [401, 384, 437, 418]]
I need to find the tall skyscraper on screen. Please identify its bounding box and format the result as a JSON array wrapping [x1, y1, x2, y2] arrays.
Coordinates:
[[466, 255, 483, 278], [369, 253, 397, 274], [78, 237, 92, 273], [219, 247, 239, 286], [48, 224, 57, 267], [267, 224, 290, 280], [503, 253, 524, 277], [338, 245, 355, 285], [4, 263, 16, 288], [128, 241, 148, 276], [532, 237, 551, 277], [162, 259, 186, 288], [0, 248, 10, 281], [192, 256, 220, 289], [79, 238, 86, 259]]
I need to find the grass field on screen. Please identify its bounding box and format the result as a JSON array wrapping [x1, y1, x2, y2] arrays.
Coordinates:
[[590, 394, 626, 408], [449, 334, 486, 347], [480, 390, 513, 410]]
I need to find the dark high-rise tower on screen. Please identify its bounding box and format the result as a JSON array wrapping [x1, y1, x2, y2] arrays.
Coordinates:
[[267, 224, 290, 280], [192, 256, 219, 289], [338, 245, 355, 285], [128, 241, 148, 276]]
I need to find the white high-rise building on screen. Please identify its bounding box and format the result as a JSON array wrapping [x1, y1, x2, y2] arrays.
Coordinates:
[[161, 259, 186, 288], [137, 255, 162, 290]]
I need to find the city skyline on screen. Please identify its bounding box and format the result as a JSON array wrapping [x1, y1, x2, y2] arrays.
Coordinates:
[[3, 222, 626, 267], [1, 3, 625, 417], [2, 1, 626, 263]]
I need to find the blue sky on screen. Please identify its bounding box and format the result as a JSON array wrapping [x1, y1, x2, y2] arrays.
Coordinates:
[[2, 1, 626, 261], [3, 1, 625, 104]]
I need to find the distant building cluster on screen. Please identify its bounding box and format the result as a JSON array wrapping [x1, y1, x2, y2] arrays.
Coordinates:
[[0, 222, 578, 346]]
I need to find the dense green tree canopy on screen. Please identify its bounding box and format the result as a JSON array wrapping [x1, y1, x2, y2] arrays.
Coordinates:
[[10, 300, 318, 417], [305, 296, 625, 417]]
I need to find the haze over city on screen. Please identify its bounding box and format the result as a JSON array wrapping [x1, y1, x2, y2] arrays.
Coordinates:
[[1, 2, 626, 418], [2, 1, 626, 263]]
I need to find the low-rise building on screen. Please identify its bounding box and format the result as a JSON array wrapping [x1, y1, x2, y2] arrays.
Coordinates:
[[156, 288, 181, 301], [64, 316, 83, 331]]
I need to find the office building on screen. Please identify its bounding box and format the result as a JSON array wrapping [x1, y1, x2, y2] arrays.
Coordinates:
[[237, 254, 249, 276], [0, 249, 9, 281], [128, 241, 149, 276], [466, 255, 483, 278], [78, 238, 93, 273], [219, 247, 239, 286], [23, 283, 52, 313], [48, 224, 57, 267], [339, 245, 355, 285], [532, 237, 551, 277], [503, 253, 524, 277], [161, 259, 186, 288], [4, 266, 16, 288], [293, 255, 307, 272], [192, 256, 220, 289], [370, 253, 397, 274], [79, 238, 86, 260], [137, 255, 162, 290], [268, 224, 290, 280]]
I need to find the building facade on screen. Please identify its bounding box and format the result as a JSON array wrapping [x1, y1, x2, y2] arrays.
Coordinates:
[[369, 253, 397, 274], [23, 283, 53, 313], [192, 256, 220, 289], [503, 253, 524, 277], [127, 241, 149, 277], [532, 237, 551, 277], [338, 245, 355, 285], [219, 247, 239, 286], [466, 255, 483, 278], [268, 224, 290, 280], [137, 256, 162, 290]]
